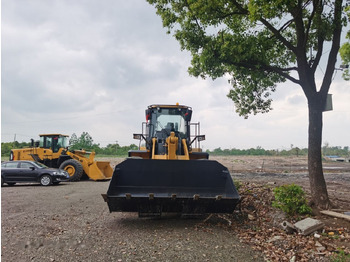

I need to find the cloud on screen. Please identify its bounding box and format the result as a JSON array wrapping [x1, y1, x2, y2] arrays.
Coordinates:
[[2, 0, 349, 151]]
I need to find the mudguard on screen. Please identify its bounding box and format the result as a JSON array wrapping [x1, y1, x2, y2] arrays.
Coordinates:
[[102, 158, 240, 216]]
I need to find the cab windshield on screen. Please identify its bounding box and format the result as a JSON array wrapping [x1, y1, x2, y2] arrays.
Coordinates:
[[152, 108, 186, 136]]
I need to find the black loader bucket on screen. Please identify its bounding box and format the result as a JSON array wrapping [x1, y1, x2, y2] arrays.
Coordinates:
[[102, 158, 240, 217]]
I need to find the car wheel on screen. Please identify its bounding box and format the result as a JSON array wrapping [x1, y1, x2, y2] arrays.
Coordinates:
[[40, 175, 52, 186], [7, 182, 16, 186], [59, 159, 83, 182]]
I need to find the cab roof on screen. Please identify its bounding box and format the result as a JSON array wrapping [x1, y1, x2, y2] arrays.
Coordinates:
[[39, 134, 69, 137], [148, 104, 191, 110]]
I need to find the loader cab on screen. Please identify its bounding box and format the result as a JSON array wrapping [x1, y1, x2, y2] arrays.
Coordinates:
[[144, 105, 193, 156], [39, 134, 69, 153], [147, 106, 191, 140], [131, 104, 206, 160]]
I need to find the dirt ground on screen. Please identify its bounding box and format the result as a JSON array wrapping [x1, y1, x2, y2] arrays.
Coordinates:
[[212, 155, 350, 211], [2, 156, 350, 261]]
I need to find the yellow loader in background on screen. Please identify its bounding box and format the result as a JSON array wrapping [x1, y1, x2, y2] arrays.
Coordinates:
[[10, 134, 113, 181]]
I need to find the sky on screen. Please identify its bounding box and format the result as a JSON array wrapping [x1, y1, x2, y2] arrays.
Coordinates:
[[1, 0, 350, 151]]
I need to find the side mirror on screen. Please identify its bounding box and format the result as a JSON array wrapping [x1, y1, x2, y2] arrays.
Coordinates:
[[197, 135, 205, 142], [133, 134, 145, 140], [189, 135, 206, 146], [30, 166, 35, 170]]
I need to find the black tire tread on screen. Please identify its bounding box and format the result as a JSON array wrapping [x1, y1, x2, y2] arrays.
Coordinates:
[[59, 159, 83, 181]]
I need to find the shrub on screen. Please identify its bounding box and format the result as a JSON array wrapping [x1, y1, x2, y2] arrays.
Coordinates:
[[272, 184, 312, 216]]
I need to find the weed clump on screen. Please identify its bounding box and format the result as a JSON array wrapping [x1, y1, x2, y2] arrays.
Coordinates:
[[272, 184, 312, 216]]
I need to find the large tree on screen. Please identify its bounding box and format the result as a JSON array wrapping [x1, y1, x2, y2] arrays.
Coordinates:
[[147, 0, 348, 208]]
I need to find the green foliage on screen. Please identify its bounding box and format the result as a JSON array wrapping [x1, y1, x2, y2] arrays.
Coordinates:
[[102, 143, 138, 156], [272, 184, 312, 216], [340, 6, 350, 80], [69, 132, 95, 150], [69, 133, 78, 147], [330, 249, 350, 262], [233, 179, 242, 191], [323, 144, 350, 157], [340, 42, 350, 80], [69, 132, 138, 156], [147, 0, 346, 118], [206, 145, 350, 157], [1, 141, 31, 157], [208, 146, 275, 156]]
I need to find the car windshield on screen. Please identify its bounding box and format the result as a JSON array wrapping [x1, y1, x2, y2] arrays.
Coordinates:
[[32, 162, 48, 169]]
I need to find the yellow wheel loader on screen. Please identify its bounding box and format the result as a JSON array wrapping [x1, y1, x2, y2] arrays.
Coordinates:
[[10, 134, 113, 181], [102, 104, 240, 217]]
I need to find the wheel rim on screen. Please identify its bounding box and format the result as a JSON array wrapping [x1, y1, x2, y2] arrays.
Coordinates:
[[41, 176, 51, 186], [64, 165, 76, 177]]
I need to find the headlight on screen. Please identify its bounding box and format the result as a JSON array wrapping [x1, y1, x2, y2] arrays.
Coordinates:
[[53, 171, 57, 175]]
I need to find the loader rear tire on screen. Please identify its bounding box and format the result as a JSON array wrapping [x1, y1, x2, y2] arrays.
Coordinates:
[[59, 159, 83, 182]]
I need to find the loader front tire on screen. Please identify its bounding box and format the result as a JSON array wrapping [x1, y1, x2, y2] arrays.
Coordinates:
[[59, 159, 83, 182]]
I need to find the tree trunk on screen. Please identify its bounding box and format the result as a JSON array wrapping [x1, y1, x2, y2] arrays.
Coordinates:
[[307, 96, 330, 209]]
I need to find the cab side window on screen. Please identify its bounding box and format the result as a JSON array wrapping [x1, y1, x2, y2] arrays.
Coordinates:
[[45, 137, 52, 149]]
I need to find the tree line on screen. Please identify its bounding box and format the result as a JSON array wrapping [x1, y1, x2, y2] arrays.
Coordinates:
[[68, 132, 138, 156], [207, 146, 350, 157], [2, 132, 348, 158]]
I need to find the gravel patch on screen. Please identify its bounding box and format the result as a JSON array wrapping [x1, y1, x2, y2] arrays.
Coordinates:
[[2, 181, 264, 262]]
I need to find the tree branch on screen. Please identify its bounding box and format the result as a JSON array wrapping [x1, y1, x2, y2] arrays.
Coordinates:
[[259, 18, 297, 54], [222, 57, 300, 84], [229, 0, 297, 54], [320, 0, 343, 96], [229, 0, 249, 14], [310, 0, 325, 73], [263, 65, 301, 84], [311, 35, 325, 73], [304, 0, 319, 46], [278, 19, 294, 33]]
